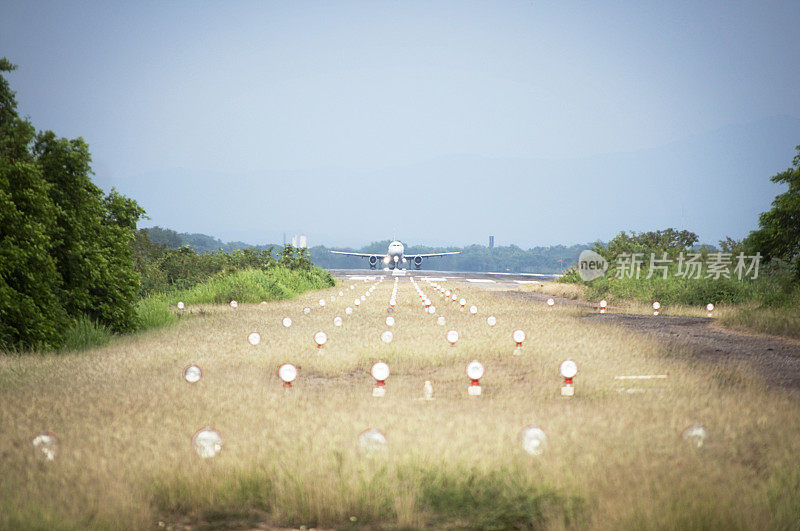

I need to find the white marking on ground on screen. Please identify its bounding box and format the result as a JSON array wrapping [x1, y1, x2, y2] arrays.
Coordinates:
[[421, 277, 448, 281], [514, 280, 541, 284], [614, 375, 668, 380], [466, 279, 496, 283], [348, 276, 377, 280]]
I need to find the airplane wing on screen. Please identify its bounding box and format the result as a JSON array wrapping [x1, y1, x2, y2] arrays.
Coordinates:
[[329, 250, 383, 258], [404, 251, 461, 259]]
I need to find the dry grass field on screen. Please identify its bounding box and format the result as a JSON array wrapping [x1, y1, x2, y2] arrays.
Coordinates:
[[2, 275, 800, 529]]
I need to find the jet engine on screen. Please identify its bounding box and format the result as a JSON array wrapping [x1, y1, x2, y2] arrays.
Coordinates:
[[369, 256, 378, 269], [414, 256, 423, 269]]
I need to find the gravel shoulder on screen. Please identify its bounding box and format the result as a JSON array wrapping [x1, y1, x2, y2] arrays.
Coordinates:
[[503, 290, 800, 395]]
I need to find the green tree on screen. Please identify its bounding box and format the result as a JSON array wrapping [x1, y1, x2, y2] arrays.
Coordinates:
[[746, 146, 800, 276], [1, 58, 145, 349]]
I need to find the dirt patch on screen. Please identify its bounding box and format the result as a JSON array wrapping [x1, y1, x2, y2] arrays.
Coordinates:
[[502, 290, 800, 395]]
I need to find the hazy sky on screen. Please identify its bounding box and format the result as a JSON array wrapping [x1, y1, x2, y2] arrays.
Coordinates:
[[3, 1, 799, 247]]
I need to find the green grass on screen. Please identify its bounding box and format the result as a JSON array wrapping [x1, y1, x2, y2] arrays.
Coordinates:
[[135, 266, 335, 331], [60, 315, 114, 352], [720, 306, 800, 340], [149, 463, 584, 529]]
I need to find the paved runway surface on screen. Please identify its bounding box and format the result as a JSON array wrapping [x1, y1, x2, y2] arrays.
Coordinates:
[[329, 268, 560, 291]]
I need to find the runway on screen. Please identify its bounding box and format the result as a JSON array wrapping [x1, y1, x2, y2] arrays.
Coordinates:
[[328, 268, 560, 291]]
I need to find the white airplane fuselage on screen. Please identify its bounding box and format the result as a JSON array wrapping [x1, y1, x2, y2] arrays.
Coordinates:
[[385, 240, 406, 268]]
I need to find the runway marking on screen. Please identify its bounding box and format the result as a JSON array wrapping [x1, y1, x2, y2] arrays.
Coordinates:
[[514, 280, 541, 284], [421, 277, 448, 281], [466, 279, 496, 283], [348, 275, 377, 280], [614, 375, 668, 380]]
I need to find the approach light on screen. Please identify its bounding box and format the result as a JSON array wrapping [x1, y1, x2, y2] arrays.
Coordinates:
[[600, 300, 607, 313], [451, 294, 457, 302], [706, 303, 714, 317], [513, 329, 526, 346], [446, 329, 459, 346], [385, 316, 395, 327], [360, 295, 366, 301], [487, 315, 497, 327], [559, 359, 578, 397], [469, 305, 478, 316], [345, 307, 353, 315], [445, 290, 451, 297], [183, 364, 202, 383], [303, 307, 311, 315], [437, 316, 446, 326], [389, 299, 396, 307], [371, 362, 390, 397], [314, 331, 328, 348], [283, 316, 292, 328], [429, 306, 436, 314], [339, 291, 344, 297], [277, 363, 297, 388], [652, 301, 661, 315], [316, 299, 325, 308], [354, 299, 361, 307], [547, 298, 555, 307], [423, 381, 434, 401], [358, 428, 387, 455], [230, 300, 238, 309], [247, 332, 261, 346], [192, 427, 223, 458], [459, 298, 466, 309], [520, 426, 547, 455], [381, 330, 393, 343], [466, 360, 485, 396], [334, 316, 343, 327], [32, 432, 59, 461], [350, 285, 355, 289], [682, 424, 708, 448], [177, 301, 185, 310]]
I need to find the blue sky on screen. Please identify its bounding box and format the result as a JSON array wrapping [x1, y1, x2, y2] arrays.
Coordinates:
[[2, 1, 799, 247]]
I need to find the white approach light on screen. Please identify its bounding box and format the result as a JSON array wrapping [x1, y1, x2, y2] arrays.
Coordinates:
[[282, 316, 292, 328], [446, 329, 459, 346], [303, 307, 311, 315], [192, 427, 223, 458], [230, 300, 238, 309], [652, 301, 661, 315], [358, 428, 387, 455], [470, 305, 478, 315], [459, 298, 466, 308], [32, 432, 58, 461], [371, 362, 390, 397], [345, 307, 353, 315], [429, 306, 436, 314], [339, 291, 344, 297], [487, 315, 497, 326], [319, 299, 326, 307], [177, 301, 185, 310], [183, 364, 202, 383], [682, 424, 708, 448], [278, 363, 297, 388], [706, 303, 715, 316], [360, 295, 366, 301], [513, 329, 526, 346], [381, 330, 393, 343], [385, 316, 395, 327], [600, 299, 607, 313], [520, 426, 548, 455], [354, 299, 361, 307], [466, 360, 485, 396], [559, 359, 579, 397], [334, 316, 343, 327], [247, 332, 261, 346], [314, 331, 328, 348], [547, 298, 555, 307], [437, 316, 446, 326]]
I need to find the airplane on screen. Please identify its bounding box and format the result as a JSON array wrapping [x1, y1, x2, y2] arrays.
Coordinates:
[[330, 240, 460, 270]]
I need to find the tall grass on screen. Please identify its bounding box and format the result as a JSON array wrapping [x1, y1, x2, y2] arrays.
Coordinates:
[[60, 315, 114, 352], [135, 266, 335, 331], [3, 277, 800, 528]]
